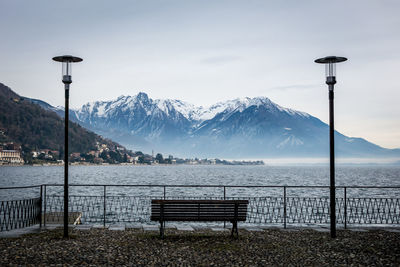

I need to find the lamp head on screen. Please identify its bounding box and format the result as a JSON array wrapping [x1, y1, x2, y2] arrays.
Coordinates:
[[315, 56, 347, 85], [52, 55, 83, 84]]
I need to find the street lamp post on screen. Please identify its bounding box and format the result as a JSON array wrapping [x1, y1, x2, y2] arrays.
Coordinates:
[[315, 56, 347, 238], [52, 55, 83, 238]]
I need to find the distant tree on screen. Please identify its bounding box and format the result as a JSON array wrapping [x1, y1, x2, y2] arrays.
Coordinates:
[[135, 151, 144, 156], [21, 144, 32, 164], [123, 153, 128, 163], [138, 155, 145, 164], [109, 151, 122, 163], [83, 154, 95, 163], [155, 153, 164, 163], [100, 151, 108, 160], [57, 146, 63, 160]]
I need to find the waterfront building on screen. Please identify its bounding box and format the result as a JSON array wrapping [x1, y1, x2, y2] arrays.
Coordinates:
[[0, 149, 24, 164]]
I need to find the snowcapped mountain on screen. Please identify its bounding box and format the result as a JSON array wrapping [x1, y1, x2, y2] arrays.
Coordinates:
[[68, 92, 399, 158]]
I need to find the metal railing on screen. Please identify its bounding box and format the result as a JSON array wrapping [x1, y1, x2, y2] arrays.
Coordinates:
[[1, 184, 400, 231], [0, 185, 42, 232], [41, 184, 400, 228]]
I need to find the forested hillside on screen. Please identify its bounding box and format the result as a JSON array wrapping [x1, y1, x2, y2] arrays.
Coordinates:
[[0, 83, 117, 154]]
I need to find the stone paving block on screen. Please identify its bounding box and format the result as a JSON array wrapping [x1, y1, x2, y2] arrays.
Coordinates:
[[244, 227, 264, 232], [109, 225, 125, 231], [176, 225, 194, 231], [349, 228, 368, 232], [191, 225, 208, 230], [211, 228, 229, 232], [259, 226, 281, 230], [0, 225, 41, 238], [279, 228, 299, 232], [20, 225, 41, 232], [93, 224, 108, 229], [384, 229, 400, 233], [0, 231, 22, 238], [0, 229, 28, 238], [75, 225, 92, 231], [164, 224, 177, 229], [312, 228, 330, 233], [125, 224, 143, 229], [143, 225, 159, 231], [42, 225, 58, 230]]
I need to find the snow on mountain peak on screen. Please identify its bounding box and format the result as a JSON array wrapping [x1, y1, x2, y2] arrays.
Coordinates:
[[77, 92, 310, 123]]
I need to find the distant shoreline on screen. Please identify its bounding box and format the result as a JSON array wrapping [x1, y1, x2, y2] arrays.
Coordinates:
[[0, 162, 266, 167], [2, 161, 400, 167]]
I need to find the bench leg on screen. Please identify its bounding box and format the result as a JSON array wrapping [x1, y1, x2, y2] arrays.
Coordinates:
[[235, 222, 239, 237], [160, 221, 164, 239], [231, 221, 238, 238]]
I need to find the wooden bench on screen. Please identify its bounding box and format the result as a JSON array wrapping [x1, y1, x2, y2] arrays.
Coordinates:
[[150, 199, 249, 238]]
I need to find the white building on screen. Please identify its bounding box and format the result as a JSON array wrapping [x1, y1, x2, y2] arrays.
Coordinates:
[[0, 149, 24, 164]]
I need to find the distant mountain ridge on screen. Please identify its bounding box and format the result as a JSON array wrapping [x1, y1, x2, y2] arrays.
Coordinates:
[[0, 83, 123, 157], [65, 92, 400, 158]]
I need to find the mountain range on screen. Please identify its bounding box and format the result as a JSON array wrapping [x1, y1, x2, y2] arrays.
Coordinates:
[[32, 91, 399, 159]]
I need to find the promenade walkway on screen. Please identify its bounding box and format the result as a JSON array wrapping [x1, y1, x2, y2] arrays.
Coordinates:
[[1, 223, 399, 238]]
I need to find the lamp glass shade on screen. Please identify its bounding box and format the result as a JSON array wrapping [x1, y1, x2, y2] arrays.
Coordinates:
[[62, 61, 71, 77], [325, 62, 336, 78]]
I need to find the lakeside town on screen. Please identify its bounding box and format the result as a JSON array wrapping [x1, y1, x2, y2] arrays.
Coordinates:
[[0, 141, 264, 166]]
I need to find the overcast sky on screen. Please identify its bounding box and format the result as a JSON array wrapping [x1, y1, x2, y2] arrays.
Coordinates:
[[1, 0, 399, 149]]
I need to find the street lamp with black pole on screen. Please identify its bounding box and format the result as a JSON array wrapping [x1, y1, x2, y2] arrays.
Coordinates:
[[52, 55, 83, 238], [315, 56, 347, 238]]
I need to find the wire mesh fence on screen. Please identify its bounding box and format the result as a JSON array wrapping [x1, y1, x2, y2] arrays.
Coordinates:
[[41, 185, 400, 227]]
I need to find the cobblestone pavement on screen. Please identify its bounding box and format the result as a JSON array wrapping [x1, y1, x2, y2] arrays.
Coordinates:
[[0, 224, 399, 266]]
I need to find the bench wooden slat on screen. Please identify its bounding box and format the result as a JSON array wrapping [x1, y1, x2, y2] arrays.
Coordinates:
[[151, 203, 247, 208], [151, 215, 247, 218], [151, 207, 248, 211], [151, 202, 248, 205], [151, 212, 247, 217], [151, 206, 248, 209], [151, 218, 247, 221], [152, 218, 247, 221], [150, 217, 247, 221], [151, 210, 248, 213], [151, 211, 247, 215]]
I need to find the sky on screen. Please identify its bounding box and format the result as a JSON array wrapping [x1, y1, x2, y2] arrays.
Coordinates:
[[1, 0, 399, 149]]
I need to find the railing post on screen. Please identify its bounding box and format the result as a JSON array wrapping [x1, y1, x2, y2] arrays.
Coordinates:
[[103, 185, 106, 228], [44, 185, 47, 227], [39, 185, 43, 228], [344, 187, 347, 229], [163, 186, 166, 200], [224, 186, 226, 200], [284, 186, 287, 229], [223, 186, 226, 228]]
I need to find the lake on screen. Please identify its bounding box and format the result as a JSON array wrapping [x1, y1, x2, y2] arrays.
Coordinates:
[[1, 165, 400, 199]]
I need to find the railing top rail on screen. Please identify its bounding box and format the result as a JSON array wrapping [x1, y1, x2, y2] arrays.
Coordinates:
[[338, 186, 400, 189], [0, 185, 42, 190], [1, 184, 400, 190], [40, 184, 400, 189]]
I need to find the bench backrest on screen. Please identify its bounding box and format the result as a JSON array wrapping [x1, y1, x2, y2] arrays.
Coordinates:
[[150, 199, 249, 222]]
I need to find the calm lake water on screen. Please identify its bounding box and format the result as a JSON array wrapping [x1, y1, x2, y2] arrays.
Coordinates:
[[1, 165, 400, 200]]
